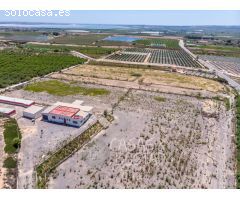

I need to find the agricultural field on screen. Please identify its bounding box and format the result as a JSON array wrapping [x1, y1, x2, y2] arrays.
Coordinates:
[[51, 34, 110, 45], [148, 49, 200, 67], [197, 45, 240, 52], [24, 44, 118, 59], [48, 90, 235, 189], [199, 55, 240, 78], [52, 64, 226, 94], [107, 52, 147, 63], [135, 38, 180, 49], [94, 40, 131, 47], [189, 45, 240, 58], [0, 50, 85, 88], [106, 48, 202, 68]]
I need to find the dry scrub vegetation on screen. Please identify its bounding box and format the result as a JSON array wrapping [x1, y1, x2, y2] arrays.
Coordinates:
[[48, 90, 235, 189], [53, 64, 226, 93]]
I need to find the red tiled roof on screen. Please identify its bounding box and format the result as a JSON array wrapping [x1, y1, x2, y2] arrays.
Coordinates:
[[49, 106, 79, 117]]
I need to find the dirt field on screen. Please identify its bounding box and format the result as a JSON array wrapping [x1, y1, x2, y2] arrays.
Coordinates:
[[47, 90, 235, 189], [56, 64, 226, 93]]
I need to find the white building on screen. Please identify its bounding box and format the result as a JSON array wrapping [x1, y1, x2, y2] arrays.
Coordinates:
[[0, 95, 34, 107], [42, 101, 92, 127], [23, 105, 45, 119], [0, 107, 16, 116]]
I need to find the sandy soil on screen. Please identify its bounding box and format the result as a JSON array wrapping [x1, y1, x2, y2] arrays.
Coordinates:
[[58, 64, 226, 93], [49, 73, 225, 100], [48, 90, 235, 189]]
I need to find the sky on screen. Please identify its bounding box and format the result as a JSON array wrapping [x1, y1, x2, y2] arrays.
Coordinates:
[[0, 10, 239, 26]]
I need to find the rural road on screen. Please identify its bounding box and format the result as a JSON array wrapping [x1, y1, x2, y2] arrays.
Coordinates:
[[180, 39, 240, 92], [199, 59, 240, 91]]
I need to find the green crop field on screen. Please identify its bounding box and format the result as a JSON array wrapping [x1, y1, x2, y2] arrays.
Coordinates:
[[94, 40, 131, 47], [0, 50, 85, 88], [24, 44, 117, 58], [197, 45, 240, 52], [135, 38, 180, 49], [189, 44, 240, 57], [24, 80, 110, 96]]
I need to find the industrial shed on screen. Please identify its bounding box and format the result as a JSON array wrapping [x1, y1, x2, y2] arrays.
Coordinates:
[[42, 101, 92, 127], [0, 107, 16, 116], [0, 95, 34, 107], [23, 105, 45, 119]]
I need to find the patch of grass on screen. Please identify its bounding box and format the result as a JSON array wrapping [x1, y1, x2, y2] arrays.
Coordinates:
[[130, 72, 142, 77], [224, 98, 231, 111], [3, 157, 17, 169], [24, 80, 110, 96], [154, 96, 166, 102], [3, 119, 21, 154], [213, 96, 231, 111]]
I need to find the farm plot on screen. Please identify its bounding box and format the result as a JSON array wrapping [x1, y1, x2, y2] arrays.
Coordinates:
[[107, 53, 147, 63], [135, 38, 180, 49], [189, 45, 240, 58], [51, 34, 110, 45], [124, 48, 153, 53], [53, 64, 226, 94], [148, 49, 201, 68], [24, 44, 118, 59], [0, 50, 85, 88], [106, 48, 202, 68], [199, 55, 240, 77], [199, 55, 240, 63], [63, 65, 142, 81]]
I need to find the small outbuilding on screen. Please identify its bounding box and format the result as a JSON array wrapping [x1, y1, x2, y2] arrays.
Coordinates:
[[0, 95, 34, 107], [0, 107, 16, 116], [23, 105, 45, 119]]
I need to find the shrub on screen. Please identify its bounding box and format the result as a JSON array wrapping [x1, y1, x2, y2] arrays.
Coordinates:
[[3, 157, 17, 169]]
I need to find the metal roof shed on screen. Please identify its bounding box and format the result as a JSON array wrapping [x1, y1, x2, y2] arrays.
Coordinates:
[[0, 95, 34, 107], [23, 105, 45, 119], [0, 107, 16, 116]]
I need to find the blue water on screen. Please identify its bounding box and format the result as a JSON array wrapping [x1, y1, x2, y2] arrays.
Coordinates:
[[103, 36, 140, 42]]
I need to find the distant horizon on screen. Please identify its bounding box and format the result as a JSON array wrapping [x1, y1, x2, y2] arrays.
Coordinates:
[[1, 21, 240, 27], [0, 11, 239, 26]]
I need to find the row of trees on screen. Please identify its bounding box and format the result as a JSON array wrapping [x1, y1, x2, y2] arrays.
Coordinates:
[[0, 50, 85, 88]]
